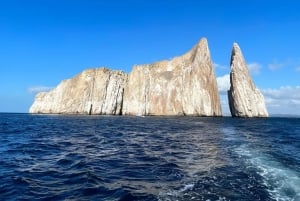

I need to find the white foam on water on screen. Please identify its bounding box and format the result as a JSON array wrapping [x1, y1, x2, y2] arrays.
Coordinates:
[[179, 183, 194, 192], [158, 183, 195, 201], [236, 145, 300, 201]]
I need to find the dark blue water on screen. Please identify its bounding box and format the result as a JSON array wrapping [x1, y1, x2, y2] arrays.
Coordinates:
[[0, 114, 299, 201]]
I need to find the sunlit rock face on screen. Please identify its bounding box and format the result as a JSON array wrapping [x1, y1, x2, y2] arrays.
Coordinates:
[[227, 43, 268, 117], [30, 38, 222, 116], [29, 68, 127, 115], [122, 38, 222, 116]]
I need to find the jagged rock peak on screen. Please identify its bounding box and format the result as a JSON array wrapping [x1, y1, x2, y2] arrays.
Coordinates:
[[230, 43, 250, 74], [228, 43, 268, 117], [195, 37, 209, 53], [186, 37, 211, 64]]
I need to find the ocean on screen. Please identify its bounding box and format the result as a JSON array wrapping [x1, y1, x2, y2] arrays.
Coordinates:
[[0, 113, 299, 201]]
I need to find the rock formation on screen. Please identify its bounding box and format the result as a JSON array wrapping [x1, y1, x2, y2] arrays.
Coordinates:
[[122, 38, 222, 116], [29, 37, 222, 116], [29, 68, 127, 115], [227, 43, 268, 117]]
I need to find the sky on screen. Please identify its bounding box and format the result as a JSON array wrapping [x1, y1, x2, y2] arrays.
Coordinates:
[[0, 0, 299, 115]]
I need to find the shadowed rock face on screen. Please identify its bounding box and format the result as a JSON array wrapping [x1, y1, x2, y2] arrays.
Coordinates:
[[29, 38, 222, 116], [122, 38, 222, 116], [29, 68, 127, 115], [228, 43, 268, 117]]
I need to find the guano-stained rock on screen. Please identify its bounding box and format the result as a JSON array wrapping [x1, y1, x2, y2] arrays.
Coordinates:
[[227, 43, 268, 117], [122, 38, 222, 116], [29, 68, 127, 115]]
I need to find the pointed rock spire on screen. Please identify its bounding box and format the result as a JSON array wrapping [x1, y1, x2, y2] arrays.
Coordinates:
[[193, 37, 211, 63], [228, 43, 268, 117]]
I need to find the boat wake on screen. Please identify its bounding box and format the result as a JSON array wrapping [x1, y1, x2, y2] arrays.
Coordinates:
[[236, 145, 300, 201]]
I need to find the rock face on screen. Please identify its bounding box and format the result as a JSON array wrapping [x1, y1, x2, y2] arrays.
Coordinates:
[[29, 38, 222, 116], [122, 38, 222, 116], [29, 68, 127, 115], [227, 43, 268, 117]]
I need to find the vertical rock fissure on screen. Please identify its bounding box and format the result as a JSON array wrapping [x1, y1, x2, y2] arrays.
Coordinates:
[[119, 88, 124, 115], [89, 70, 96, 115], [100, 72, 112, 114], [89, 104, 93, 115], [180, 61, 186, 115], [113, 79, 119, 115], [144, 70, 149, 115]]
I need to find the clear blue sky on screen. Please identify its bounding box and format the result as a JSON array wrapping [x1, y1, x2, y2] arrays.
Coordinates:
[[1, 0, 299, 115]]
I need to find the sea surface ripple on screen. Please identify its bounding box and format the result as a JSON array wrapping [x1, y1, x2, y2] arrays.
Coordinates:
[[0, 114, 299, 201]]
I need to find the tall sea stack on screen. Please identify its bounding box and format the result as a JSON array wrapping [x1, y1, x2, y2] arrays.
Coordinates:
[[227, 43, 268, 117], [122, 38, 222, 116], [29, 37, 222, 116]]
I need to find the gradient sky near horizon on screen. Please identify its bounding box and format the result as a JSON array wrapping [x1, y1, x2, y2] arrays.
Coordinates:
[[1, 0, 300, 115]]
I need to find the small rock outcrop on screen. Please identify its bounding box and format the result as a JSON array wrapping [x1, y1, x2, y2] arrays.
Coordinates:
[[227, 43, 268, 117], [29, 68, 127, 115], [122, 38, 222, 116]]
